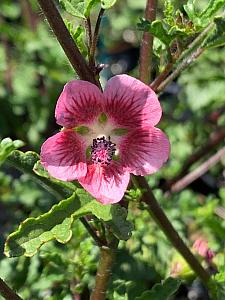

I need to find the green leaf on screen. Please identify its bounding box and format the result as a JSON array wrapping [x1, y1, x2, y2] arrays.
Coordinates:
[[0, 138, 24, 166], [184, 0, 225, 28], [33, 160, 79, 192], [200, 0, 225, 20], [204, 17, 225, 48], [4, 189, 113, 257], [100, 0, 117, 9], [135, 277, 181, 300], [137, 19, 173, 45], [107, 206, 134, 240], [59, 0, 85, 18], [183, 0, 196, 23], [7, 151, 73, 199], [60, 0, 100, 18], [84, 0, 100, 17]]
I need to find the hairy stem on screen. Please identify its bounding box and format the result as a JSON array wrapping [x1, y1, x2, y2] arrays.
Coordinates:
[[139, 0, 157, 83], [154, 23, 214, 93], [133, 176, 211, 287], [150, 62, 173, 91], [37, 0, 99, 85], [90, 243, 118, 300], [81, 217, 106, 247], [0, 278, 23, 300], [85, 17, 92, 55], [89, 8, 105, 67], [156, 47, 204, 93]]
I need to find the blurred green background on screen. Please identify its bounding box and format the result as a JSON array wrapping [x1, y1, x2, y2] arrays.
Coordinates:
[[1, 0, 225, 299]]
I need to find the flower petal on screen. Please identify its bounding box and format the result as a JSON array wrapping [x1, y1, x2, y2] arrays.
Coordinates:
[[78, 163, 130, 204], [103, 74, 162, 128], [119, 126, 170, 175], [40, 130, 87, 181], [55, 80, 104, 127]]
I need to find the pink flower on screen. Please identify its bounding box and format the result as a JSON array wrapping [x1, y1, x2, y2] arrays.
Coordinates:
[[193, 239, 215, 262], [40, 75, 170, 204]]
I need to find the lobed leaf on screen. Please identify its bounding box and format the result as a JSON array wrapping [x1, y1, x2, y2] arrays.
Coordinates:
[[0, 138, 24, 166], [5, 151, 134, 257], [135, 277, 181, 300], [4, 189, 112, 257]]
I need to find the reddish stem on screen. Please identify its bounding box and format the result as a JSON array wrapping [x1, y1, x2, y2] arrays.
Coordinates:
[[139, 0, 157, 84], [0, 278, 23, 300], [37, 0, 99, 85]]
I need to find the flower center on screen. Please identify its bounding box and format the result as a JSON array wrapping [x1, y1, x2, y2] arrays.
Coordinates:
[[91, 136, 116, 165]]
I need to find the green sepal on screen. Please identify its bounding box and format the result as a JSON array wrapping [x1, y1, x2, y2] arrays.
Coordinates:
[[112, 128, 128, 136], [74, 125, 90, 135], [98, 112, 108, 123], [112, 153, 120, 161], [86, 146, 91, 159]]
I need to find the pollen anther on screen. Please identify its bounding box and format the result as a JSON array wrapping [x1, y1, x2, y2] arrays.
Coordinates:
[[91, 136, 116, 165]]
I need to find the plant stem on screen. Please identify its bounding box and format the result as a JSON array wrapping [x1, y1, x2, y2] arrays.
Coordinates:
[[133, 176, 211, 287], [170, 145, 225, 193], [139, 0, 157, 84], [178, 23, 214, 63], [85, 17, 92, 55], [89, 8, 105, 67], [90, 244, 118, 300], [165, 126, 225, 191], [0, 278, 23, 300], [37, 0, 99, 85], [81, 217, 106, 247], [150, 62, 173, 91], [156, 47, 204, 93], [154, 23, 214, 93]]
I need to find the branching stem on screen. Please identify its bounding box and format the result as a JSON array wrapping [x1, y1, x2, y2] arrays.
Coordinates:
[[153, 22, 214, 92]]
